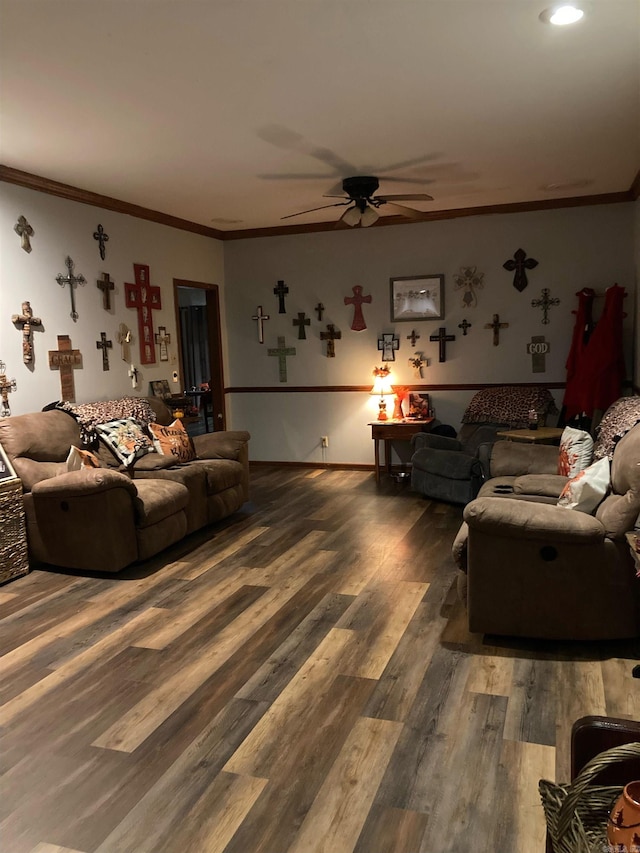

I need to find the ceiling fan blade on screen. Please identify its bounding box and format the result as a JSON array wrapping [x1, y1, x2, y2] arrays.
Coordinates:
[[378, 201, 425, 220], [259, 172, 338, 180], [281, 201, 350, 220], [374, 176, 436, 185], [376, 153, 443, 173], [377, 193, 434, 202]]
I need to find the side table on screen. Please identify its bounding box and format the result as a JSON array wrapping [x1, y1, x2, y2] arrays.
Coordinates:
[[496, 427, 564, 445], [369, 419, 434, 483], [0, 455, 29, 583]]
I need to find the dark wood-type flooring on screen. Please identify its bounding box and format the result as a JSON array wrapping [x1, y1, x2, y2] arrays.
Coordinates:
[[2, 467, 640, 853]]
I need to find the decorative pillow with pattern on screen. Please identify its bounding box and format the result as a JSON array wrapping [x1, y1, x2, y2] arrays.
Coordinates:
[[148, 419, 196, 463], [95, 418, 155, 467], [593, 396, 640, 461], [66, 445, 102, 472], [557, 427, 594, 478], [557, 457, 610, 514]]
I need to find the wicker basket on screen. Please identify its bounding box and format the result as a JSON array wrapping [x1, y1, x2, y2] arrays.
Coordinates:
[[540, 742, 640, 853], [0, 477, 29, 584]]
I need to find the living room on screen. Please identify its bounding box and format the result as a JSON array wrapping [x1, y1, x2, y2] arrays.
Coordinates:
[[1, 1, 640, 851]]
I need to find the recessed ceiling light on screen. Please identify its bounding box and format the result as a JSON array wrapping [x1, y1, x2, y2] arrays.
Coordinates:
[[539, 4, 585, 25]]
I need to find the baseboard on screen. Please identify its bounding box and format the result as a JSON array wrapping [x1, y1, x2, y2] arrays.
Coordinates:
[[250, 460, 375, 471]]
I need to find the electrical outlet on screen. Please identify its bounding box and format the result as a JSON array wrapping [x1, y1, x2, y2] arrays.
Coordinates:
[[321, 436, 329, 448]]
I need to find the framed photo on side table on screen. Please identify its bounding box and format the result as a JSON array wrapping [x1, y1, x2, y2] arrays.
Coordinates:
[[390, 274, 444, 321]]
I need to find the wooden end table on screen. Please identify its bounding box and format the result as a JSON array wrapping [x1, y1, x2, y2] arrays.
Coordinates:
[[369, 419, 434, 483], [496, 427, 564, 444]]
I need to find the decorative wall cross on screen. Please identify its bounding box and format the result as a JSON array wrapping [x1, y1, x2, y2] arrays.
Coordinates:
[[484, 313, 509, 346], [407, 329, 420, 347], [315, 302, 325, 321], [527, 335, 550, 373], [429, 327, 456, 363], [378, 333, 400, 362], [454, 266, 484, 307], [409, 352, 426, 378], [93, 224, 109, 260], [292, 312, 310, 340], [320, 324, 342, 358], [531, 288, 560, 324], [252, 305, 270, 344], [14, 215, 34, 253], [97, 272, 115, 310], [56, 256, 86, 322], [155, 326, 171, 361], [268, 336, 296, 382], [128, 364, 139, 388], [503, 248, 538, 292], [48, 335, 82, 402], [124, 263, 162, 364], [344, 285, 372, 331], [273, 279, 289, 313], [0, 361, 17, 417], [458, 319, 472, 336], [12, 301, 43, 364], [96, 332, 113, 371], [117, 323, 132, 362]]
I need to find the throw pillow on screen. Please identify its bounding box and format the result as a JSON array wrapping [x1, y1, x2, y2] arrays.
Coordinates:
[[557, 456, 610, 514], [95, 417, 155, 467], [148, 419, 196, 463], [66, 445, 101, 471], [557, 426, 594, 478]]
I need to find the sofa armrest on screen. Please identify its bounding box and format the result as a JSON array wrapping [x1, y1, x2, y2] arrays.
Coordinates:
[[31, 468, 137, 498], [489, 440, 559, 478], [192, 430, 250, 461], [463, 496, 605, 544], [411, 433, 462, 452]]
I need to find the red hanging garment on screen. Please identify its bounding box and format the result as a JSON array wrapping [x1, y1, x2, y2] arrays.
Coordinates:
[[580, 283, 626, 416], [563, 288, 595, 420]]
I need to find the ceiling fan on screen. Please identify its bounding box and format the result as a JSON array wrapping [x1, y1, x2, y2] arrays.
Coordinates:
[[281, 176, 434, 228]]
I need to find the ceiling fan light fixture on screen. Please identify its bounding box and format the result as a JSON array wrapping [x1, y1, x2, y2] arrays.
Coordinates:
[[539, 3, 585, 25], [341, 206, 362, 227], [360, 205, 380, 228]]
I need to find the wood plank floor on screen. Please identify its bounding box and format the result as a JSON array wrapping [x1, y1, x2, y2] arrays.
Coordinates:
[[2, 466, 640, 853]]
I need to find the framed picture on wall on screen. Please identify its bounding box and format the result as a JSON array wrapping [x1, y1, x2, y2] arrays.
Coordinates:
[[390, 275, 444, 321]]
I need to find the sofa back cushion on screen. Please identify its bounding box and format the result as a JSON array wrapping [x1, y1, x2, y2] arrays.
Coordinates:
[[490, 440, 559, 477], [0, 410, 81, 490]]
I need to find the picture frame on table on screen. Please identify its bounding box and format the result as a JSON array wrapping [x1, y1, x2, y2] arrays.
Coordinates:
[[149, 379, 171, 399], [408, 393, 430, 419], [0, 442, 17, 482], [390, 274, 444, 322]]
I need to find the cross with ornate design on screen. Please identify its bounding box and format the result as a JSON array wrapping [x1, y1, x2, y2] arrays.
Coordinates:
[[292, 312, 310, 340], [320, 324, 342, 357], [56, 256, 86, 322], [93, 224, 109, 260], [97, 272, 115, 311], [155, 326, 171, 361], [409, 352, 426, 378], [96, 332, 112, 371], [273, 279, 289, 313], [124, 263, 162, 364], [484, 314, 509, 346], [252, 305, 270, 344], [407, 329, 420, 347], [12, 301, 42, 364], [14, 215, 33, 253], [503, 248, 538, 292], [531, 288, 560, 324], [429, 327, 456, 362], [0, 361, 17, 417], [268, 336, 296, 382], [378, 333, 399, 362], [458, 319, 472, 336]]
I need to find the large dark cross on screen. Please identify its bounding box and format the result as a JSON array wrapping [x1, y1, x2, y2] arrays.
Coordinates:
[[273, 279, 289, 313], [484, 313, 509, 346], [12, 301, 43, 364], [267, 336, 296, 382], [344, 285, 372, 331], [315, 302, 325, 321], [503, 248, 538, 292], [458, 319, 472, 336], [531, 288, 560, 325], [56, 256, 86, 322], [48, 335, 82, 402], [93, 224, 109, 260], [320, 324, 342, 358], [96, 332, 113, 371], [97, 272, 115, 311], [14, 215, 34, 253], [252, 305, 270, 344], [0, 361, 17, 417], [124, 263, 162, 364], [292, 312, 310, 340], [429, 327, 456, 363], [407, 329, 420, 347]]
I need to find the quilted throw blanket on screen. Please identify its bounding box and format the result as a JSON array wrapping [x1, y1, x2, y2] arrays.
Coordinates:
[[57, 396, 157, 446]]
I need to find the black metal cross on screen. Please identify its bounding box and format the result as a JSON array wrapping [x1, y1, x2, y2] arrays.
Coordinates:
[[531, 288, 560, 325], [252, 305, 270, 344], [458, 319, 472, 336], [484, 314, 509, 346], [292, 312, 310, 340], [429, 327, 456, 363], [97, 272, 115, 310], [56, 256, 86, 322], [407, 329, 420, 347], [503, 248, 538, 292], [320, 324, 342, 358], [14, 215, 34, 253], [93, 224, 109, 260], [315, 302, 325, 321], [273, 279, 289, 313], [96, 331, 113, 371]]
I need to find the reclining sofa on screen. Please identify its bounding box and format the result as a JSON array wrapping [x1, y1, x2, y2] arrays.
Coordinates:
[[0, 396, 250, 574]]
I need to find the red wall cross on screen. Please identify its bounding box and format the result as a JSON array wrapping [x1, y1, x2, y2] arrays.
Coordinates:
[[124, 263, 162, 364]]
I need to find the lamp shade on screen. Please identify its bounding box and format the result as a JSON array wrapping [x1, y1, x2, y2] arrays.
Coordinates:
[[360, 205, 380, 227], [370, 375, 394, 397], [341, 206, 362, 227]]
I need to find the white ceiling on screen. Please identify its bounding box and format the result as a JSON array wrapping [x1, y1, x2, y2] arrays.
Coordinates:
[[1, 0, 639, 234]]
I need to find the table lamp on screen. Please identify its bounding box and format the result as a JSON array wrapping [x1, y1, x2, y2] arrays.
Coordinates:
[[371, 366, 393, 420]]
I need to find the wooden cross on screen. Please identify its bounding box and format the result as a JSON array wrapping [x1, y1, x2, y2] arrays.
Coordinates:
[[292, 312, 310, 340], [407, 329, 420, 347], [155, 326, 171, 361], [0, 361, 17, 417], [320, 324, 342, 358], [124, 263, 162, 364], [458, 318, 472, 336], [56, 256, 86, 322], [12, 301, 43, 364], [484, 314, 509, 346], [527, 335, 550, 373], [48, 335, 82, 402], [95, 332, 112, 371], [117, 323, 132, 362], [315, 302, 325, 321], [273, 279, 289, 313], [531, 288, 560, 325], [429, 327, 456, 363], [128, 364, 139, 388], [93, 224, 109, 260], [503, 248, 538, 292], [409, 352, 426, 378], [344, 285, 372, 331], [378, 333, 400, 362], [252, 305, 270, 344], [97, 272, 115, 311], [268, 336, 296, 382], [14, 215, 33, 253]]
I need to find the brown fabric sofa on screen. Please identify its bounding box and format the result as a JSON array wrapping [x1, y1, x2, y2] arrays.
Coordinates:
[[452, 421, 640, 640], [0, 397, 250, 574]]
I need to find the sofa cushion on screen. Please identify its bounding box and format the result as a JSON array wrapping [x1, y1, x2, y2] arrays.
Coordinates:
[[490, 440, 559, 477], [558, 427, 593, 477], [514, 473, 567, 499], [148, 419, 196, 463], [96, 418, 156, 467], [197, 459, 245, 493], [193, 430, 251, 461], [132, 479, 190, 529]]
